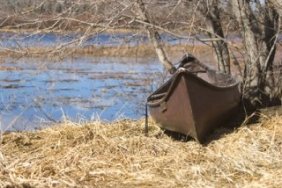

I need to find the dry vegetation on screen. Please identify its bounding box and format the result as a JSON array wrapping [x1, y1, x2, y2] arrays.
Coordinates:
[[0, 1, 282, 187], [0, 114, 281, 188], [0, 43, 214, 59]]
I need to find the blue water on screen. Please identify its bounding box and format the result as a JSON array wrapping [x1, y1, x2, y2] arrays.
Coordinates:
[[0, 57, 167, 131], [0, 32, 250, 51], [0, 32, 242, 131], [0, 32, 193, 48]]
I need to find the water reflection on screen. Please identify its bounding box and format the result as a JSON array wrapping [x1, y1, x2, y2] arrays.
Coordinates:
[[0, 57, 166, 131]]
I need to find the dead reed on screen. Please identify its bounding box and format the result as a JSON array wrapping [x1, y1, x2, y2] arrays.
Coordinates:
[[0, 44, 213, 60], [0, 115, 281, 188]]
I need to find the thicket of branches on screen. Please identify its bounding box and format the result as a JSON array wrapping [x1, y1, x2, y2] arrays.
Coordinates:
[[0, 0, 217, 31]]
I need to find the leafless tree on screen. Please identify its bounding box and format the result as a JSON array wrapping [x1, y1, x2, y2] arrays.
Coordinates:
[[135, 0, 176, 74], [230, 0, 280, 104], [189, 0, 231, 74]]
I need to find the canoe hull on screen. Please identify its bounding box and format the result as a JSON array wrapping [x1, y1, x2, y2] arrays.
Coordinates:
[[148, 71, 240, 143]]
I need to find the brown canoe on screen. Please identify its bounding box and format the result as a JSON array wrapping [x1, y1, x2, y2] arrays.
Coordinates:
[[147, 55, 241, 143]]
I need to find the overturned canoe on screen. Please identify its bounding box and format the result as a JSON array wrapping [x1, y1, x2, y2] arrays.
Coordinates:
[[147, 55, 241, 143]]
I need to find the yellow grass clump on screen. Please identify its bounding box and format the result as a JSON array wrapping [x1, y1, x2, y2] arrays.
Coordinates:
[[0, 116, 281, 188]]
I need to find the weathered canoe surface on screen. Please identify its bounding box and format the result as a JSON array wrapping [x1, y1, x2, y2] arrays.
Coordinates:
[[147, 55, 241, 143]]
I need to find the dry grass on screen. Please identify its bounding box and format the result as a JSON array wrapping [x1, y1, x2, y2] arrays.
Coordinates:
[[0, 115, 281, 188], [0, 44, 214, 61]]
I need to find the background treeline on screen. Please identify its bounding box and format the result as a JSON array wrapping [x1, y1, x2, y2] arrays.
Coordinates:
[[0, 0, 235, 32]]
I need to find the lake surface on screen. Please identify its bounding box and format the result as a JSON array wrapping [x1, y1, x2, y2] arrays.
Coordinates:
[[0, 32, 190, 48], [0, 57, 167, 131], [0, 32, 246, 49], [0, 32, 254, 132]]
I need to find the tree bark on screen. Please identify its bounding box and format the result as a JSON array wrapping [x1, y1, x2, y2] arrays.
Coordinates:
[[136, 0, 176, 74], [198, 0, 231, 74], [230, 0, 279, 104]]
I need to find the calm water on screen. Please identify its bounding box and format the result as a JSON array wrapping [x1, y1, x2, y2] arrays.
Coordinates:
[[0, 32, 190, 48], [0, 32, 247, 131], [0, 57, 167, 131]]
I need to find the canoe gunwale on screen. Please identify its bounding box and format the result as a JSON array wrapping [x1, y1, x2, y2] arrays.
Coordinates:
[[147, 70, 240, 107], [147, 73, 180, 107]]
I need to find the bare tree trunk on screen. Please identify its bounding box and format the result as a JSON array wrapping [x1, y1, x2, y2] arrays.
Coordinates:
[[231, 0, 279, 104], [262, 5, 280, 88], [231, 0, 261, 88], [198, 0, 231, 74], [135, 0, 176, 74]]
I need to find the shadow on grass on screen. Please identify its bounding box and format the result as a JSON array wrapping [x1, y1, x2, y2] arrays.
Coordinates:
[[161, 101, 282, 145]]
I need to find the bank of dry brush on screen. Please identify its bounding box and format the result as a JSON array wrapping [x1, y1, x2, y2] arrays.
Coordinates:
[[0, 116, 281, 187]]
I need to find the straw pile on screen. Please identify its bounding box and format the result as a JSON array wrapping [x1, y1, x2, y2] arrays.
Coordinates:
[[0, 115, 281, 187]]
